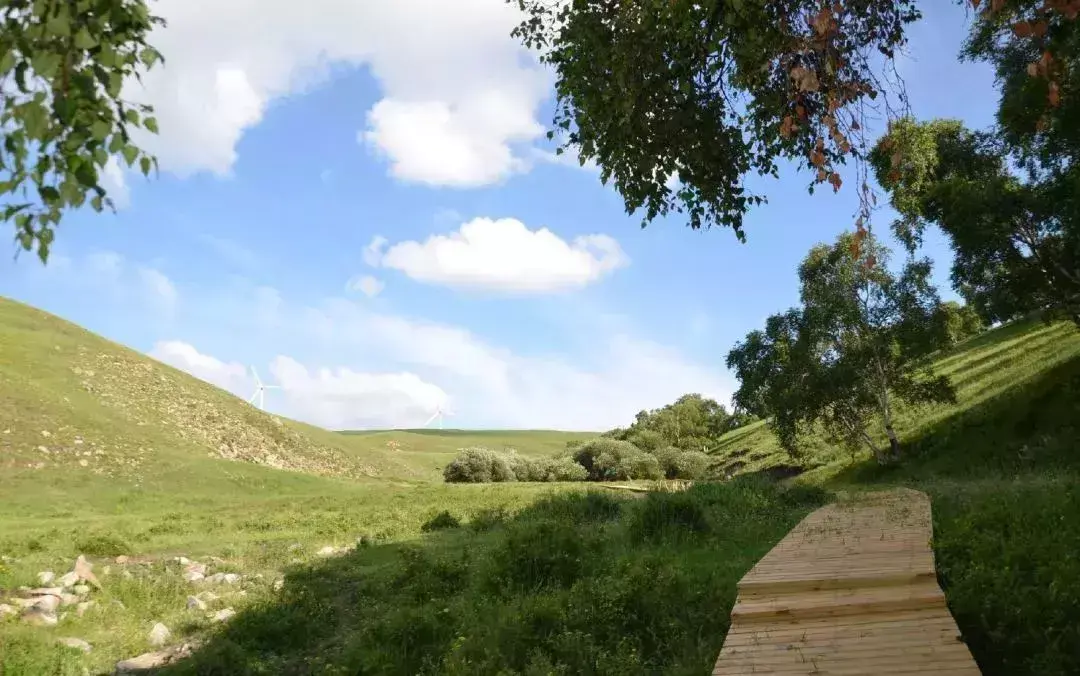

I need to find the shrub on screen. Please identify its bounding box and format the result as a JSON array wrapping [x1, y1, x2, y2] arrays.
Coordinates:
[[528, 491, 623, 524], [546, 456, 588, 482], [76, 532, 132, 557], [654, 447, 712, 480], [469, 507, 509, 532], [629, 492, 710, 543], [627, 429, 666, 452], [421, 510, 461, 532], [443, 448, 517, 483], [573, 438, 657, 481], [488, 520, 597, 592]]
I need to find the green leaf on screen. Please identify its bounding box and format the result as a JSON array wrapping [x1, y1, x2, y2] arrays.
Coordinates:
[[38, 186, 61, 204], [108, 134, 125, 154], [139, 156, 151, 176], [121, 144, 138, 166], [91, 119, 112, 141], [143, 117, 159, 134], [74, 28, 98, 50], [74, 160, 98, 188], [91, 194, 104, 211], [140, 47, 161, 68], [30, 52, 62, 80], [124, 109, 140, 126], [0, 51, 16, 76]]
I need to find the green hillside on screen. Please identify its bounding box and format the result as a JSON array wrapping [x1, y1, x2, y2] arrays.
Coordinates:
[[2, 297, 1079, 675]]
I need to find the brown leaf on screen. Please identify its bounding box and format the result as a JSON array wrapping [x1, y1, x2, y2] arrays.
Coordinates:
[[828, 172, 842, 192], [1049, 81, 1061, 107], [1013, 21, 1033, 38], [866, 254, 878, 269], [810, 150, 826, 168], [780, 115, 796, 139], [791, 66, 820, 93], [812, 8, 832, 35], [1032, 20, 1049, 37], [1028, 62, 1040, 77], [816, 169, 828, 182]]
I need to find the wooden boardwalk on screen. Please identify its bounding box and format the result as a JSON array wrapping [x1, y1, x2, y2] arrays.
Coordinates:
[[713, 488, 981, 674]]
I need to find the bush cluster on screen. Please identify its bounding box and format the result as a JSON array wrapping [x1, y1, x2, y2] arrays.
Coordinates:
[[443, 447, 587, 483], [444, 440, 713, 484]]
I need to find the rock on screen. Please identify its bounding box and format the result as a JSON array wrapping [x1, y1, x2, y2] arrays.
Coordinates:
[[27, 587, 64, 596], [59, 593, 81, 607], [186, 596, 207, 611], [73, 584, 90, 596], [182, 570, 204, 583], [148, 622, 171, 647], [183, 562, 207, 576], [115, 555, 129, 564], [205, 572, 239, 585], [272, 579, 284, 592], [78, 459, 89, 467], [116, 651, 171, 672], [76, 601, 94, 617], [195, 591, 219, 603], [30, 595, 61, 613], [287, 543, 303, 552], [174, 556, 191, 565], [41, 430, 51, 438], [210, 608, 236, 623], [0, 603, 16, 619], [74, 555, 101, 589], [58, 571, 79, 588], [37, 571, 56, 585], [316, 546, 338, 557], [57, 637, 92, 653], [20, 608, 58, 626]]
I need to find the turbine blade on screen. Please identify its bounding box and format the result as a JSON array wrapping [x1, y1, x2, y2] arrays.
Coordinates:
[[422, 411, 439, 427], [251, 365, 262, 387]]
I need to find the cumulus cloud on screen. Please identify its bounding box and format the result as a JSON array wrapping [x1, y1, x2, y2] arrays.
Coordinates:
[[126, 0, 549, 186], [100, 157, 131, 209], [149, 340, 448, 429], [150, 340, 249, 396], [300, 298, 733, 430], [345, 275, 384, 298], [363, 218, 628, 293], [269, 356, 447, 429], [138, 266, 179, 311]]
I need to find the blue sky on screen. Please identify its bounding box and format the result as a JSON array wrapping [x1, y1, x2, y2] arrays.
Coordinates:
[[1, 1, 998, 430]]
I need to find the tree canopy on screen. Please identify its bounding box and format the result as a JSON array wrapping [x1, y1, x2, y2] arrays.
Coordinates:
[[511, 0, 1080, 242], [1, 0, 164, 262], [603, 393, 745, 452], [872, 116, 1080, 325], [726, 231, 955, 462]]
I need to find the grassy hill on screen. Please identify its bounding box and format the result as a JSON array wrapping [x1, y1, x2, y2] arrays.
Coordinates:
[[2, 296, 1079, 675]]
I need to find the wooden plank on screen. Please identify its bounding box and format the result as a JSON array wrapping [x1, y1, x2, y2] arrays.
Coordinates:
[[712, 489, 982, 675]]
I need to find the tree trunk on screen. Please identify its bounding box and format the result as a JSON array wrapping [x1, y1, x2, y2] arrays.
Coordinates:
[[884, 424, 901, 462]]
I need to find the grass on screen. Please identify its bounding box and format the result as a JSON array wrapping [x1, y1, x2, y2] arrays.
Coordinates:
[[3, 296, 1080, 674]]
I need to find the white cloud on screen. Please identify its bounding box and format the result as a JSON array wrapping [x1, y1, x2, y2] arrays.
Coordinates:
[[345, 274, 384, 298], [300, 298, 733, 430], [23, 250, 178, 316], [364, 217, 628, 293], [269, 356, 447, 429], [100, 157, 131, 209], [150, 340, 249, 395], [127, 0, 549, 186], [149, 340, 448, 429], [138, 266, 179, 310]]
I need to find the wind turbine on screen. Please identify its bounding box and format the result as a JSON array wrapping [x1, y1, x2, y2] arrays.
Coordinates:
[[422, 403, 453, 430], [247, 366, 281, 410]]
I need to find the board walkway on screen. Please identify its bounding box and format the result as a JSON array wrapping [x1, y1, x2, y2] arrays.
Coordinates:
[[712, 488, 981, 674]]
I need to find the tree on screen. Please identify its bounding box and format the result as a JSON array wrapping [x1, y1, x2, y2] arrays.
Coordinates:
[[510, 1, 1080, 243], [872, 118, 1080, 325], [619, 393, 734, 451], [937, 300, 986, 345], [726, 231, 956, 463], [1, 0, 165, 262]]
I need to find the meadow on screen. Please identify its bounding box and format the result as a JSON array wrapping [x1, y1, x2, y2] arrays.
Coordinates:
[[2, 296, 1079, 675]]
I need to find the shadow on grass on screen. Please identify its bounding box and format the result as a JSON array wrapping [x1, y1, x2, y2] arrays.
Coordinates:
[[830, 354, 1080, 676], [159, 481, 828, 676]]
